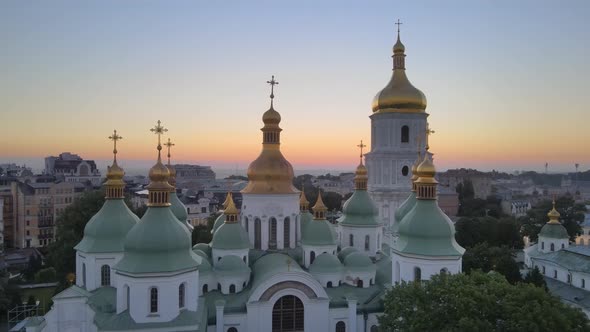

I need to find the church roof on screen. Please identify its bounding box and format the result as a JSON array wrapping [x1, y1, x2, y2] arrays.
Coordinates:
[[539, 223, 569, 239], [394, 191, 416, 225], [300, 211, 313, 234], [528, 245, 590, 273], [193, 243, 212, 257], [302, 219, 337, 246], [338, 247, 358, 262], [170, 191, 189, 223], [215, 255, 250, 276], [344, 252, 375, 271], [211, 213, 225, 234], [339, 190, 380, 227], [309, 253, 343, 274], [211, 222, 250, 250]]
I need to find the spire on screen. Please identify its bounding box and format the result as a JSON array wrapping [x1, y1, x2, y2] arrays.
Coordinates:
[[105, 130, 125, 199], [221, 192, 232, 210], [262, 75, 282, 144], [299, 186, 310, 212], [547, 199, 561, 224], [312, 190, 328, 220], [393, 19, 406, 69], [267, 75, 279, 109], [415, 154, 438, 200], [223, 193, 239, 223], [354, 140, 368, 190], [425, 123, 435, 151], [164, 138, 177, 189], [147, 120, 172, 207]]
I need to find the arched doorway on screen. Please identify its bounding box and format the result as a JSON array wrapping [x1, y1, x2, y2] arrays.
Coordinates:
[[272, 295, 304, 332]]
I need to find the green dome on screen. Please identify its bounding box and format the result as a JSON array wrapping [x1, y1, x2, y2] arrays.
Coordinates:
[[339, 190, 380, 227], [337, 247, 358, 262], [211, 213, 225, 234], [302, 219, 337, 246], [211, 222, 251, 250], [75, 199, 139, 253], [192, 250, 212, 272], [215, 255, 251, 276], [114, 207, 200, 274], [309, 253, 342, 273], [395, 192, 416, 224], [344, 252, 374, 271], [170, 192, 190, 226], [539, 223, 569, 239], [300, 211, 313, 233], [192, 243, 211, 257], [396, 200, 465, 257]]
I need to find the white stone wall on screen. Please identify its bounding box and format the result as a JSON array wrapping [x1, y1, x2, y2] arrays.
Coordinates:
[[338, 225, 383, 257], [241, 193, 299, 250], [538, 235, 569, 253], [217, 273, 250, 295], [76, 252, 122, 291], [532, 259, 590, 292], [212, 248, 249, 266], [42, 295, 97, 332], [576, 226, 590, 246], [391, 251, 461, 283], [301, 244, 337, 268]]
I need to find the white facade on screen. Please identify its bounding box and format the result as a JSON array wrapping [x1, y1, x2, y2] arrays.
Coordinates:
[[241, 193, 299, 250], [391, 252, 462, 283], [538, 235, 570, 253], [301, 244, 337, 268], [75, 252, 122, 292], [338, 225, 383, 257]]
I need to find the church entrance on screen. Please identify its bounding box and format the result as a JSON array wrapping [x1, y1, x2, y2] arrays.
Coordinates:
[[272, 295, 304, 332]]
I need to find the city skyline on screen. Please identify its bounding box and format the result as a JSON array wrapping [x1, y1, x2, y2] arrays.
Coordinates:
[[1, 1, 589, 174]]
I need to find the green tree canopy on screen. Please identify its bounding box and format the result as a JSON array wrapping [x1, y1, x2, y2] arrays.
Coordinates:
[[455, 216, 523, 249], [462, 242, 522, 284], [380, 271, 589, 332]]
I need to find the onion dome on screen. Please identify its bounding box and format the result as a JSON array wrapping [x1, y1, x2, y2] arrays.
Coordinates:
[[212, 192, 232, 234], [242, 76, 298, 195], [302, 192, 337, 246], [75, 130, 139, 253], [114, 121, 200, 274], [192, 243, 212, 257], [309, 253, 343, 274], [192, 249, 212, 272], [344, 252, 375, 271], [339, 160, 380, 227], [221, 192, 232, 210], [163, 137, 192, 231], [211, 195, 250, 250], [215, 255, 251, 277], [539, 201, 569, 239], [372, 28, 427, 114], [337, 246, 358, 262], [396, 153, 464, 257]]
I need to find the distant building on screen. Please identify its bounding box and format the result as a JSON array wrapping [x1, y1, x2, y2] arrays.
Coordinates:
[[437, 186, 459, 217], [0, 163, 33, 177], [313, 173, 354, 196], [576, 207, 590, 246], [173, 164, 216, 184], [44, 152, 101, 186], [0, 197, 4, 253], [501, 200, 532, 217], [438, 168, 492, 199]]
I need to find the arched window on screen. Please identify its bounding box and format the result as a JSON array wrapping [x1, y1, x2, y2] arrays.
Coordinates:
[[217, 283, 221, 291], [550, 243, 555, 251], [357, 279, 363, 288], [310, 251, 316, 265], [327, 281, 333, 288], [402, 166, 409, 176], [179, 283, 185, 308], [227, 328, 238, 332], [554, 270, 557, 278], [101, 265, 110, 286], [336, 321, 346, 332], [349, 234, 354, 247], [414, 267, 422, 282], [202, 284, 208, 293], [541, 242, 544, 250], [542, 266, 546, 275], [149, 288, 158, 313], [255, 218, 262, 249], [81, 263, 86, 287], [568, 274, 572, 284], [269, 218, 277, 249], [124, 284, 130, 310], [229, 284, 236, 294], [401, 125, 409, 143], [370, 325, 378, 332], [272, 295, 304, 332], [561, 243, 565, 249], [245, 217, 249, 233], [440, 268, 448, 274], [284, 217, 291, 248], [583, 279, 586, 288], [365, 235, 370, 250]]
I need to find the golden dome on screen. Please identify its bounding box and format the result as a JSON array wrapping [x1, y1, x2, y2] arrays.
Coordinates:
[[547, 201, 561, 224], [372, 32, 427, 114], [224, 194, 239, 217], [242, 147, 298, 194], [147, 151, 173, 193], [312, 191, 328, 220], [354, 162, 368, 190], [106, 160, 125, 182], [415, 154, 438, 185], [300, 190, 310, 208], [262, 107, 281, 125], [166, 164, 177, 187], [221, 192, 232, 209]]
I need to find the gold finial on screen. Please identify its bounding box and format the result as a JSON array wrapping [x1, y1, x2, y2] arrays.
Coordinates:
[[147, 120, 172, 207], [224, 193, 239, 223], [300, 185, 310, 211], [150, 120, 168, 158], [395, 19, 403, 38], [164, 138, 175, 166], [108, 129, 123, 162], [415, 154, 438, 200], [357, 140, 367, 164], [547, 197, 561, 223], [312, 189, 328, 220], [425, 123, 435, 151], [164, 138, 177, 188], [267, 75, 279, 109]]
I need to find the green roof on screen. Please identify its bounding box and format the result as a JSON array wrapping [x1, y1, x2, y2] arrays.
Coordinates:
[[300, 211, 313, 233], [528, 246, 590, 273], [539, 223, 569, 239], [193, 250, 212, 272], [114, 207, 200, 274], [396, 200, 465, 257], [212, 213, 225, 234], [394, 191, 416, 224], [215, 255, 251, 276], [344, 252, 375, 271], [170, 191, 189, 223], [338, 190, 380, 227], [211, 222, 250, 250], [309, 253, 343, 273], [250, 253, 303, 291], [193, 243, 212, 256], [302, 219, 337, 246], [338, 247, 358, 262], [74, 199, 139, 253]]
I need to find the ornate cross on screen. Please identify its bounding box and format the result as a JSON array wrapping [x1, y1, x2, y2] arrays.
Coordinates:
[[164, 138, 175, 165], [108, 129, 122, 160], [357, 140, 366, 162], [267, 75, 279, 107], [395, 19, 403, 35], [150, 120, 168, 149], [425, 123, 435, 150]]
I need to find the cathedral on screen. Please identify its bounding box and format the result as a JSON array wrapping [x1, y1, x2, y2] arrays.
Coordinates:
[[22, 29, 464, 332]]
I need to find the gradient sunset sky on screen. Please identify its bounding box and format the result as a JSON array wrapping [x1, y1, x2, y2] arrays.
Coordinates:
[[1, 1, 589, 174]]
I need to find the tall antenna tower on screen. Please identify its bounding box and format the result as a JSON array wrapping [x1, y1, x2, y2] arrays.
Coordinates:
[[545, 162, 548, 174]]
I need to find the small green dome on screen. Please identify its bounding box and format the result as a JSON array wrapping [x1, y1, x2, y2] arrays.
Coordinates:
[[309, 253, 343, 274], [344, 252, 374, 270], [211, 222, 250, 250], [339, 190, 380, 227], [192, 243, 211, 257], [539, 223, 569, 239], [192, 250, 212, 272], [395, 191, 416, 224], [338, 247, 358, 262], [302, 219, 337, 246], [114, 207, 199, 274], [215, 255, 251, 276], [75, 199, 139, 253], [396, 200, 465, 257], [170, 192, 189, 224], [300, 211, 313, 233], [211, 213, 225, 234]]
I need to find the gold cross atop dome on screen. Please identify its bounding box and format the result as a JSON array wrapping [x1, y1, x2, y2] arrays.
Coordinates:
[[150, 120, 168, 151], [395, 19, 403, 36], [357, 140, 366, 163], [425, 123, 435, 150], [164, 138, 175, 165], [108, 129, 123, 160], [267, 75, 279, 108]]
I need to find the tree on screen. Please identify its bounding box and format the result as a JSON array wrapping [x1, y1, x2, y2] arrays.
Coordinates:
[[524, 266, 548, 290], [380, 271, 589, 332], [455, 216, 523, 249], [192, 213, 218, 246], [462, 242, 521, 284]]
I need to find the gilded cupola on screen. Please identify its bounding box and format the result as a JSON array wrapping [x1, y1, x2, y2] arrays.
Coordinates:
[[147, 120, 173, 207], [242, 75, 298, 195], [300, 187, 310, 212], [415, 154, 438, 200], [105, 130, 125, 199], [372, 21, 427, 114], [312, 190, 328, 220]]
